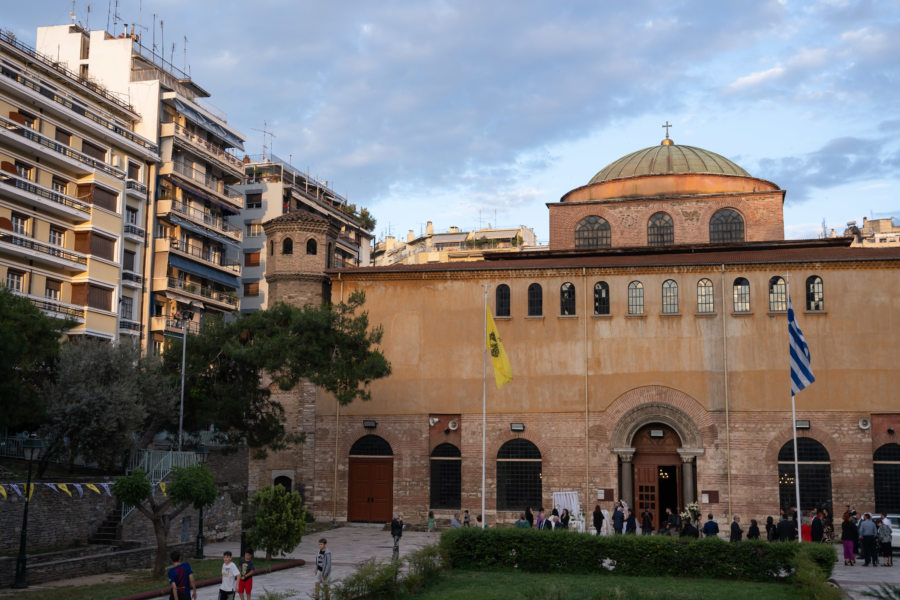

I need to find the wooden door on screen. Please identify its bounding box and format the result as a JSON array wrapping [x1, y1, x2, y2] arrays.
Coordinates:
[[348, 457, 393, 522], [635, 464, 658, 529]]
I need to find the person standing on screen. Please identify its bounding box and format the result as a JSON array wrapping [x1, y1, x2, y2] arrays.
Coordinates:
[[314, 538, 332, 600], [237, 550, 255, 600], [747, 519, 760, 540], [777, 514, 794, 542], [168, 550, 197, 600], [811, 511, 824, 543], [536, 507, 545, 530], [702, 514, 719, 538], [625, 509, 637, 534], [450, 512, 462, 528], [666, 508, 681, 539], [681, 520, 700, 538], [514, 513, 530, 528], [593, 505, 605, 535], [560, 508, 570, 529], [641, 508, 654, 536], [219, 551, 240, 600], [391, 514, 404, 558], [765, 516, 777, 542], [877, 518, 893, 567], [858, 513, 878, 566], [730, 515, 743, 542], [427, 511, 436, 534], [612, 503, 625, 534], [841, 511, 858, 566], [463, 510, 471, 527], [525, 507, 534, 529]]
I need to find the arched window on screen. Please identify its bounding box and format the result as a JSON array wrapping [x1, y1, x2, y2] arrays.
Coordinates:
[[697, 278, 714, 313], [430, 443, 461, 509], [495, 284, 511, 317], [282, 237, 293, 255], [273, 475, 292, 493], [648, 212, 674, 246], [733, 277, 750, 312], [777, 438, 832, 513], [349, 434, 393, 456], [306, 239, 317, 255], [710, 209, 745, 243], [527, 283, 542, 316], [627, 281, 644, 315], [768, 276, 787, 312], [593, 281, 610, 315], [806, 276, 824, 311], [560, 282, 575, 315], [496, 439, 542, 511], [662, 279, 678, 314], [574, 216, 611, 249], [874, 443, 900, 514]]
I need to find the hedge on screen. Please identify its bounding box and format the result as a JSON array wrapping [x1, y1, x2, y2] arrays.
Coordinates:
[[438, 529, 835, 582]]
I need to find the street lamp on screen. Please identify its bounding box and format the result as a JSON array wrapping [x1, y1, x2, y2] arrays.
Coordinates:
[[195, 444, 210, 559], [13, 436, 43, 588], [177, 301, 202, 452]]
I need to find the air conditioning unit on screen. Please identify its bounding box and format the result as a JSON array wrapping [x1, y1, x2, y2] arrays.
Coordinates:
[[112, 155, 122, 168]]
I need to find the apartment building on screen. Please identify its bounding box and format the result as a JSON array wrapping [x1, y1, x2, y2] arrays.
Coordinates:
[[232, 155, 373, 312], [37, 24, 245, 353], [0, 28, 158, 341], [372, 222, 539, 266]]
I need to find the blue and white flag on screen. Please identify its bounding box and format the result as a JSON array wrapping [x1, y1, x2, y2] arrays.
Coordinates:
[[788, 294, 815, 394]]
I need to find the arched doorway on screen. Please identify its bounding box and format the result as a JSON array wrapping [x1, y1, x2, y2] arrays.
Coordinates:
[[874, 443, 900, 514], [348, 435, 393, 522], [273, 475, 293, 492], [777, 438, 832, 514], [632, 424, 682, 530]]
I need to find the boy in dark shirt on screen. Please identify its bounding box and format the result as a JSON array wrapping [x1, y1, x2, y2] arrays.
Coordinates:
[[237, 550, 255, 600], [168, 550, 196, 600]]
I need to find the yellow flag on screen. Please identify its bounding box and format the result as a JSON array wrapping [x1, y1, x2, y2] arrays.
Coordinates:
[[26, 483, 34, 501], [85, 483, 100, 495], [486, 304, 512, 389], [159, 482, 167, 496], [57, 483, 72, 497], [0, 485, 6, 500]]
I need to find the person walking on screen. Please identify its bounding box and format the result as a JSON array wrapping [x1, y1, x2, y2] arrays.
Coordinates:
[[859, 513, 878, 566], [877, 518, 893, 567], [168, 550, 197, 600], [841, 511, 858, 566], [593, 504, 605, 535], [219, 551, 240, 600], [730, 515, 743, 542], [391, 514, 404, 559], [314, 538, 332, 600], [237, 550, 255, 600]]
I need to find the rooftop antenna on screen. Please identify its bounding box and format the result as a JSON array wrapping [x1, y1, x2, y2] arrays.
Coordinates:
[[85, 3, 91, 29], [106, 0, 111, 32], [112, 0, 121, 34], [151, 14, 156, 53], [159, 20, 164, 61], [252, 121, 275, 160], [70, 0, 77, 23], [183, 35, 187, 73], [169, 42, 175, 68]]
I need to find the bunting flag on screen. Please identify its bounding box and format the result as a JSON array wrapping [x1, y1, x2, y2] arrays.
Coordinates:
[[0, 485, 6, 500], [486, 304, 513, 389], [99, 483, 111, 496], [73, 483, 84, 498], [10, 484, 22, 498], [45, 483, 60, 494], [26, 483, 34, 500], [159, 482, 167, 496], [57, 483, 73, 497], [85, 483, 101, 495]]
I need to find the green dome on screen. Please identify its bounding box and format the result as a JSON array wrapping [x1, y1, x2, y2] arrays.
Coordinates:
[[589, 141, 751, 184]]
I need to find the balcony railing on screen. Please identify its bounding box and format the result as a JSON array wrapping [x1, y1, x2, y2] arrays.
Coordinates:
[[0, 172, 91, 216], [0, 114, 126, 178], [126, 179, 148, 194], [170, 160, 241, 206], [167, 238, 240, 273], [12, 291, 85, 321], [170, 122, 243, 172], [166, 318, 200, 333], [122, 270, 143, 285], [119, 318, 141, 331], [165, 199, 242, 239], [124, 223, 146, 239], [1, 231, 87, 266], [167, 277, 238, 308]]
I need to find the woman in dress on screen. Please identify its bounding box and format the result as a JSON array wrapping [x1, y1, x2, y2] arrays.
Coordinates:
[[592, 505, 604, 535]]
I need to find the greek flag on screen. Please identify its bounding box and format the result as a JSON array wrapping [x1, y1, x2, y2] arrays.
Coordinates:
[[788, 294, 815, 394]]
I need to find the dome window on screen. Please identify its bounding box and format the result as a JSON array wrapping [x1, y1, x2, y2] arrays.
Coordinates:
[[575, 216, 611, 249], [648, 212, 674, 246], [710, 209, 744, 243]]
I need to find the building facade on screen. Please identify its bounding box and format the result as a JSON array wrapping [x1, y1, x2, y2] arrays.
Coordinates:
[[373, 222, 540, 266], [0, 28, 158, 341], [259, 137, 900, 528]]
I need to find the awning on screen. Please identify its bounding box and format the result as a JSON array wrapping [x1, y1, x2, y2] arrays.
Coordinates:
[[168, 254, 240, 289], [173, 98, 244, 151], [168, 214, 242, 250], [168, 177, 240, 216]]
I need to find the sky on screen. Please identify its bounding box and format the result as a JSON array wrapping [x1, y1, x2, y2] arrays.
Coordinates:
[[5, 1, 900, 243]]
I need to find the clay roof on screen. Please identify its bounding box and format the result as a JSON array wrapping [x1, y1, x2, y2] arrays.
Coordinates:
[[264, 209, 328, 227]]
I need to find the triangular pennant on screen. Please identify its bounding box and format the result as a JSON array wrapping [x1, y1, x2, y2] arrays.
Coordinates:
[[100, 483, 111, 496], [26, 483, 35, 500], [0, 485, 6, 500], [45, 483, 60, 494], [85, 483, 100, 495], [159, 482, 167, 496], [57, 483, 73, 497], [73, 483, 84, 498], [10, 484, 22, 498]]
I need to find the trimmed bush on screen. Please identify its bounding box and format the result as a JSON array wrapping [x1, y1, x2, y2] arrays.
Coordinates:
[[438, 529, 835, 582]]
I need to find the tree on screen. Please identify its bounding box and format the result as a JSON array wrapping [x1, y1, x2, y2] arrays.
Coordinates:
[[38, 339, 177, 475], [112, 464, 216, 576], [0, 287, 72, 430], [247, 484, 307, 560], [168, 290, 391, 454], [358, 207, 377, 231]]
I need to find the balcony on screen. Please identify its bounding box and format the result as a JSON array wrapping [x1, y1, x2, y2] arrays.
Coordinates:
[[14, 291, 85, 323], [122, 270, 143, 287], [157, 198, 242, 242], [119, 318, 141, 333], [0, 114, 126, 178], [158, 238, 240, 275], [162, 122, 244, 177], [163, 160, 242, 210], [125, 179, 148, 197], [124, 223, 146, 241], [0, 231, 87, 272], [165, 276, 238, 310], [0, 172, 91, 222]]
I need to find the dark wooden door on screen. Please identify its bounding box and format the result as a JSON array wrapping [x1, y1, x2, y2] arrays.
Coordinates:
[[348, 457, 393, 522], [635, 464, 658, 529]]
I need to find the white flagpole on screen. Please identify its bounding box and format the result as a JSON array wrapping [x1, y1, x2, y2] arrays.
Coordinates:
[[482, 285, 487, 527], [788, 273, 802, 542]]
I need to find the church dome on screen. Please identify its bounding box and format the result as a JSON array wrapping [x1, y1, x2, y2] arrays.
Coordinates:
[[589, 140, 751, 184]]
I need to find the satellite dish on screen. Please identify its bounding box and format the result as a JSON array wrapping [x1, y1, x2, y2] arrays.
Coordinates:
[[858, 417, 871, 430], [448, 419, 459, 431], [428, 417, 440, 427]]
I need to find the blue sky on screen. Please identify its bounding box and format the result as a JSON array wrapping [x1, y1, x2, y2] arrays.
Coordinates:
[[6, 1, 900, 243]]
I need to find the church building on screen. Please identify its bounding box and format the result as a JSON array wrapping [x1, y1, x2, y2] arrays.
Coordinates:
[[258, 135, 900, 528]]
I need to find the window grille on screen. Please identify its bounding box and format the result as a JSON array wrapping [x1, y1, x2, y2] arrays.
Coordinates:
[[430, 443, 461, 509], [874, 443, 900, 514], [768, 276, 787, 312], [777, 438, 832, 513], [594, 281, 610, 315], [496, 284, 511, 317], [627, 281, 644, 315], [710, 209, 744, 243], [648, 212, 674, 246], [527, 283, 542, 316], [560, 282, 575, 315], [574, 216, 611, 248], [496, 439, 542, 511], [806, 276, 824, 311], [662, 279, 678, 314], [697, 278, 714, 313], [349, 435, 393, 456], [733, 277, 750, 312]]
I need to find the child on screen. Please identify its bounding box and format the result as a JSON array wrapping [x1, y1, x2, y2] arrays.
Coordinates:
[[463, 509, 471, 527], [314, 538, 332, 600], [219, 551, 240, 600], [237, 549, 255, 600], [167, 550, 196, 600], [427, 510, 436, 533]]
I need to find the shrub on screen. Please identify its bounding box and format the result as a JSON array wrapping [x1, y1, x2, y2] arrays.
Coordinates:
[[331, 558, 401, 600]]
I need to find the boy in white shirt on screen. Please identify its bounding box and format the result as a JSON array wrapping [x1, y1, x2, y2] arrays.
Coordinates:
[[219, 550, 240, 600]]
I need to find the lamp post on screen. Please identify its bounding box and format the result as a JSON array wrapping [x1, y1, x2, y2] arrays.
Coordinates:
[[195, 444, 210, 559], [13, 436, 43, 588], [177, 302, 201, 452]]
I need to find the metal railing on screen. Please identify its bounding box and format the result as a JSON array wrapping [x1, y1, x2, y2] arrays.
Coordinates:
[[165, 318, 200, 333], [172, 122, 243, 170], [0, 172, 91, 215], [167, 238, 240, 273], [167, 277, 238, 308], [126, 449, 197, 484], [171, 159, 240, 203], [124, 224, 145, 239], [122, 270, 143, 284], [126, 179, 148, 193], [1, 231, 88, 265], [119, 319, 141, 331], [167, 199, 242, 238]]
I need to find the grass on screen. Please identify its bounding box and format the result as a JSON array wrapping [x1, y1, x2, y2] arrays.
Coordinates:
[[0, 557, 292, 600], [401, 569, 807, 600]]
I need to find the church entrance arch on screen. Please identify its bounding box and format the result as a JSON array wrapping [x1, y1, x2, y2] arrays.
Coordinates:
[[632, 424, 682, 531], [348, 435, 393, 522]]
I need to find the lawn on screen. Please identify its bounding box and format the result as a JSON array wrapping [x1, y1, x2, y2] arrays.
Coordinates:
[[404, 569, 807, 600], [0, 557, 292, 600]]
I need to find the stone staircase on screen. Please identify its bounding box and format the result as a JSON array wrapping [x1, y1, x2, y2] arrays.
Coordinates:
[[89, 503, 122, 545]]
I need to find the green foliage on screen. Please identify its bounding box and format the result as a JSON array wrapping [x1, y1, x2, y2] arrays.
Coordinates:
[[793, 553, 841, 600], [166, 290, 390, 453], [111, 468, 153, 506], [168, 464, 217, 509], [438, 529, 836, 583], [0, 287, 72, 430], [863, 585, 900, 599], [331, 558, 401, 600], [247, 484, 307, 559], [358, 207, 376, 231]]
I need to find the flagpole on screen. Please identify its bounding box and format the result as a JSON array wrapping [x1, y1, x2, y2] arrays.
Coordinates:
[[788, 274, 802, 542], [482, 285, 487, 528]]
